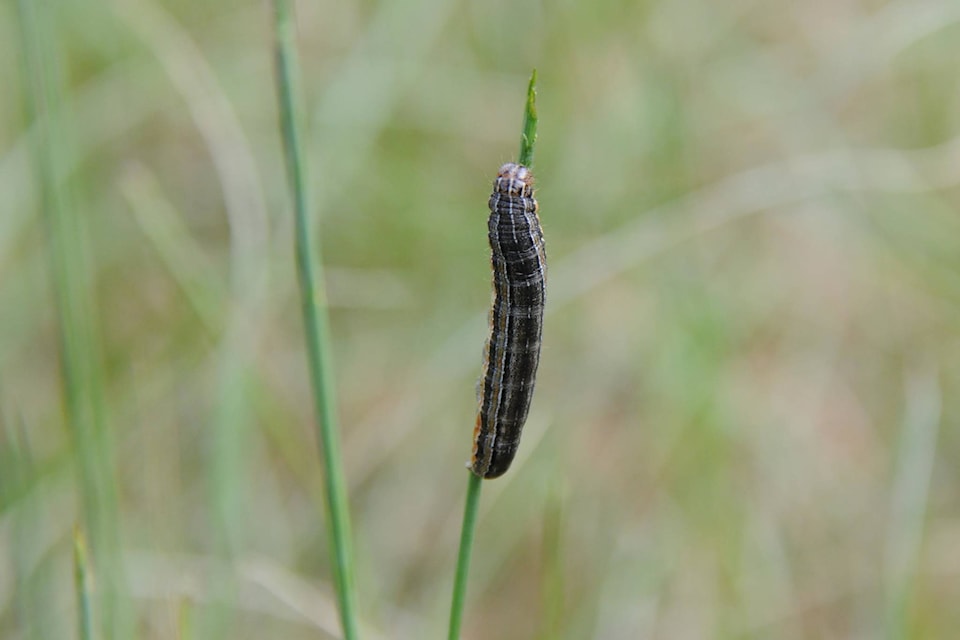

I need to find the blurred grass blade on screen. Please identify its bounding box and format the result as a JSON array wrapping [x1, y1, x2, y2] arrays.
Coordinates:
[[884, 365, 941, 640], [4, 418, 42, 640], [539, 490, 565, 639], [271, 1, 360, 638], [74, 527, 95, 640], [448, 69, 538, 640], [121, 160, 224, 333], [177, 600, 195, 640], [15, 1, 127, 638]]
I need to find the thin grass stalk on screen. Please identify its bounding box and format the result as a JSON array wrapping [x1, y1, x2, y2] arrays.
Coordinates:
[[74, 528, 95, 640], [15, 2, 125, 638], [271, 2, 360, 638], [447, 70, 538, 640], [447, 472, 482, 640]]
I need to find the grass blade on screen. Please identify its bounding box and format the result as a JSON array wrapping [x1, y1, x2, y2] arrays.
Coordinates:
[[448, 69, 539, 640], [271, 2, 360, 638], [518, 69, 538, 168], [15, 2, 126, 638], [884, 365, 941, 639], [74, 527, 95, 640], [448, 472, 483, 640]]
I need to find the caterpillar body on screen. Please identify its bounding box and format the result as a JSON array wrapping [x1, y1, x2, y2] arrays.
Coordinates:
[[471, 163, 546, 479]]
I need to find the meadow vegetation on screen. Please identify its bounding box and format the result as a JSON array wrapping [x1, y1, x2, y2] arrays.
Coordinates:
[[2, 0, 960, 638]]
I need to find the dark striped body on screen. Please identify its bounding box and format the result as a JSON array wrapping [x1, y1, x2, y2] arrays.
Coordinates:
[[472, 163, 546, 479]]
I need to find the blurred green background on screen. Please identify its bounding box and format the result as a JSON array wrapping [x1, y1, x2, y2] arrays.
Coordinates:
[[3, 0, 960, 638]]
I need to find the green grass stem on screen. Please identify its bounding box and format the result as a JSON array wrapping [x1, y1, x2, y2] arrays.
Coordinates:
[[15, 2, 126, 638], [271, 2, 360, 639], [74, 527, 95, 640], [447, 472, 483, 640], [447, 69, 539, 640]]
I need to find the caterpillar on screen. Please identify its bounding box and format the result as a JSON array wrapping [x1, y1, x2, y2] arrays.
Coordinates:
[[471, 162, 546, 479]]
